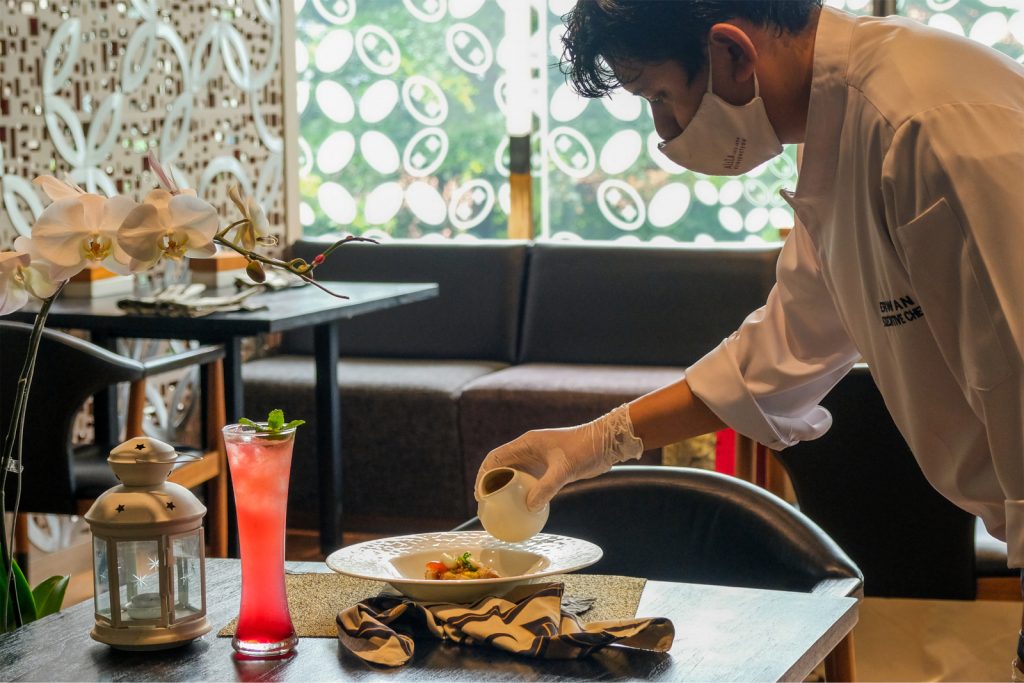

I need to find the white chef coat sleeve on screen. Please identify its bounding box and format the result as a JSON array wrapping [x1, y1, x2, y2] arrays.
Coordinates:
[[685, 223, 861, 450]]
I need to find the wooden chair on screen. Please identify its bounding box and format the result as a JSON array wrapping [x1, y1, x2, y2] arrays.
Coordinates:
[[1, 321, 229, 560], [455, 466, 863, 681]]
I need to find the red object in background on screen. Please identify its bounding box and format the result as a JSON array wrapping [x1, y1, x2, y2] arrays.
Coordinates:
[[715, 429, 736, 475]]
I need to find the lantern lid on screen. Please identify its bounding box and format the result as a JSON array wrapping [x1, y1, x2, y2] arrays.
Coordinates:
[[107, 437, 203, 487], [85, 481, 206, 527], [109, 437, 177, 464]]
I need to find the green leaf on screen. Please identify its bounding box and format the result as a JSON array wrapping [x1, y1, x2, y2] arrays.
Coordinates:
[[239, 409, 303, 434], [31, 575, 69, 619], [1, 559, 38, 630], [12, 561, 37, 624]]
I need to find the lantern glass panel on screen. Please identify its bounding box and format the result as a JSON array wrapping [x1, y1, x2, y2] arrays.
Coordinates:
[[92, 537, 112, 622], [115, 539, 163, 623], [170, 532, 203, 621]]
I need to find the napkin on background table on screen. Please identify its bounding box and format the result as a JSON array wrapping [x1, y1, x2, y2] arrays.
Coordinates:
[[233, 268, 307, 291], [336, 581, 675, 667], [117, 283, 265, 317]]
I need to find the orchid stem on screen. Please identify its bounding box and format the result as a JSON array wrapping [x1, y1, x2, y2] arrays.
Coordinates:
[[0, 281, 66, 630], [216, 219, 250, 240], [212, 234, 377, 298]]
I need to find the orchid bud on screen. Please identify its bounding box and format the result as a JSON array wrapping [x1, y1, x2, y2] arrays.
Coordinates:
[[246, 260, 266, 283]]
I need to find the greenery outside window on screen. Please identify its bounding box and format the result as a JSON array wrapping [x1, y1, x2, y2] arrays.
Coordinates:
[[294, 0, 1022, 243]]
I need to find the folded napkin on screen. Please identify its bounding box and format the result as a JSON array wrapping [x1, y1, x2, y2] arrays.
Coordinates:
[[219, 572, 646, 638], [117, 283, 265, 317], [235, 268, 307, 291], [337, 582, 674, 667]]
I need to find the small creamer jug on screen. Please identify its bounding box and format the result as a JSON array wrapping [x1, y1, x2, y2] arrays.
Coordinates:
[[476, 467, 549, 543]]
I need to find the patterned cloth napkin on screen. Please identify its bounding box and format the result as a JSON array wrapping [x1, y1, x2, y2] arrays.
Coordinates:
[[336, 582, 674, 667]]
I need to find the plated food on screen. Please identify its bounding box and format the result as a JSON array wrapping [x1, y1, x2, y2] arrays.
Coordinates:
[[424, 552, 500, 580], [326, 531, 603, 602]]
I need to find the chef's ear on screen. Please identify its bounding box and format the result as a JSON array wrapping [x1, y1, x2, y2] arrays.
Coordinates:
[[707, 23, 758, 94]]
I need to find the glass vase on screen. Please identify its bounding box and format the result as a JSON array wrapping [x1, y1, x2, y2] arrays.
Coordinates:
[[164, 256, 191, 288], [223, 424, 298, 658]]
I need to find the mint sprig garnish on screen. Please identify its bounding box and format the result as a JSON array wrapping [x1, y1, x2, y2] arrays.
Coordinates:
[[239, 409, 305, 433]]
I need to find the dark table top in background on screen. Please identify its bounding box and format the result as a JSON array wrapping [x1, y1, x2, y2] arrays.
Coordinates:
[[0, 559, 856, 681], [9, 281, 439, 338]]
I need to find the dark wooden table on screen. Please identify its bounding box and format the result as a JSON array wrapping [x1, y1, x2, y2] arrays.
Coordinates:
[[11, 282, 438, 554], [0, 559, 857, 681]]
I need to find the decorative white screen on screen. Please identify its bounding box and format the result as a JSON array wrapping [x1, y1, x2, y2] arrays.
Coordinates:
[[0, 0, 288, 254]]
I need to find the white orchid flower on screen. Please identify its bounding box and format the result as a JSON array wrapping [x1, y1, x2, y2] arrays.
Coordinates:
[[147, 152, 181, 195], [13, 236, 64, 292], [32, 174, 85, 202], [29, 189, 137, 280], [227, 185, 272, 251], [0, 251, 32, 315], [116, 188, 219, 272], [0, 242, 62, 315]]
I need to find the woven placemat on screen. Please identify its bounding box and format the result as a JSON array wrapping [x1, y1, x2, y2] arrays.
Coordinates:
[[218, 572, 646, 638]]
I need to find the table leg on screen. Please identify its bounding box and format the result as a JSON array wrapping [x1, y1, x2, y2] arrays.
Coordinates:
[[89, 332, 120, 445], [314, 322, 342, 555], [221, 337, 245, 422], [222, 336, 243, 557]]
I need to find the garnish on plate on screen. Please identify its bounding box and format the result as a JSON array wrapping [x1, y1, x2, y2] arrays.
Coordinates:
[[424, 551, 500, 580]]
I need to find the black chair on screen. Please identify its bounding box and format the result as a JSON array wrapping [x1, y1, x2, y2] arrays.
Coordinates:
[[455, 466, 863, 680], [0, 321, 229, 558], [772, 364, 1016, 601]]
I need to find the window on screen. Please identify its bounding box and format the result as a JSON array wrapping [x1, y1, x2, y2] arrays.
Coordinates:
[[294, 0, 1021, 243], [899, 0, 1024, 61], [540, 1, 796, 244], [295, 0, 507, 240]]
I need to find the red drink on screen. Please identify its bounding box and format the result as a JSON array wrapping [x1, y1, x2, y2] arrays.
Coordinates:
[[223, 424, 298, 658]]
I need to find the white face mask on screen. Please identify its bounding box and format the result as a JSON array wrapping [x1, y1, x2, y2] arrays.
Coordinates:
[[657, 56, 783, 176]]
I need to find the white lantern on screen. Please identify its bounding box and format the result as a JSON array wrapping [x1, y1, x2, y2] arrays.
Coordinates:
[[84, 437, 211, 650]]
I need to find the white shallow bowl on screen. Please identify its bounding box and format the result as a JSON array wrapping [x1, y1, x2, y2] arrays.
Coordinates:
[[326, 531, 603, 603]]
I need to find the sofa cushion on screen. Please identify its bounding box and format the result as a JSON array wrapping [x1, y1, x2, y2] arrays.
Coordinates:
[[458, 363, 686, 509], [243, 355, 507, 521], [518, 241, 781, 365], [283, 239, 529, 362]]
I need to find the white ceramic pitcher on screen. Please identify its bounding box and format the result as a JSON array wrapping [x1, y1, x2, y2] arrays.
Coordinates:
[[476, 467, 550, 543]]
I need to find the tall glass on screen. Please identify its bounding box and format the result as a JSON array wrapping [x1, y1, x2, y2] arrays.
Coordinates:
[[223, 424, 298, 658]]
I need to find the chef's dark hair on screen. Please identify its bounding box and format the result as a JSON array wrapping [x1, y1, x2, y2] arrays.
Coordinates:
[[561, 0, 823, 97]]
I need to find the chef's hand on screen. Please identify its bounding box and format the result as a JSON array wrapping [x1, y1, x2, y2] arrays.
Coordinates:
[[474, 404, 644, 512]]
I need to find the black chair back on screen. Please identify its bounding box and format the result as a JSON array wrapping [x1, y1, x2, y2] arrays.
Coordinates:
[[0, 321, 143, 513], [457, 466, 861, 596]]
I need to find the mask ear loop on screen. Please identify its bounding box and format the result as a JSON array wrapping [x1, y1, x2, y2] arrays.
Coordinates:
[[706, 45, 715, 94], [707, 44, 761, 99]]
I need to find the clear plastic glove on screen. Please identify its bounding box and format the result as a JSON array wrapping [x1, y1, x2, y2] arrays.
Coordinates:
[[474, 404, 644, 512]]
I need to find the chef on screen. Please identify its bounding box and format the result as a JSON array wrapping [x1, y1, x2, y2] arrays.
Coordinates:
[[475, 1, 1024, 675]]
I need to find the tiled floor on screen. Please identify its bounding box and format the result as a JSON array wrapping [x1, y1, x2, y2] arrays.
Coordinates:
[[16, 515, 1021, 681]]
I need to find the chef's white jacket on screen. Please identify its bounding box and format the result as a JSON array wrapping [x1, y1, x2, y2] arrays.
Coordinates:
[[686, 7, 1024, 566]]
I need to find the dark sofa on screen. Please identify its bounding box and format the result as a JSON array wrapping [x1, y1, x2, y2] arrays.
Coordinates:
[[242, 238, 782, 528]]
